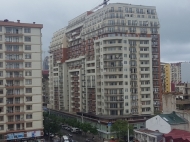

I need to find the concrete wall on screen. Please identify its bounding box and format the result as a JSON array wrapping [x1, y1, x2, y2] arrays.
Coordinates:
[[162, 94, 176, 114], [146, 115, 171, 133], [181, 63, 190, 83]]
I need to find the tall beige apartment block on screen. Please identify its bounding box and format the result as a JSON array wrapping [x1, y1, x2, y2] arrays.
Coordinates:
[[49, 3, 161, 116], [0, 20, 43, 141]]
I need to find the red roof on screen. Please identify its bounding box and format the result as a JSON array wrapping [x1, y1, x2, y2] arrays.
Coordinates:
[[164, 129, 190, 141]]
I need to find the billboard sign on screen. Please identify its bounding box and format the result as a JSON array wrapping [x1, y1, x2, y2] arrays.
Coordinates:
[[27, 131, 41, 138], [7, 132, 24, 140]]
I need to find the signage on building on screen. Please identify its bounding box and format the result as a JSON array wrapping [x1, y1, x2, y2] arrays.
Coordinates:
[[7, 132, 24, 140], [108, 122, 112, 127], [27, 131, 41, 138]]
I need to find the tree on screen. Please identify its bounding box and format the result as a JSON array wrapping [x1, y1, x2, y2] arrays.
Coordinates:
[[90, 126, 98, 135], [111, 120, 133, 140], [43, 112, 61, 134], [80, 123, 92, 135]]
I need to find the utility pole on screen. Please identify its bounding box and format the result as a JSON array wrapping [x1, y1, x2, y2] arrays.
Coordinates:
[[128, 126, 129, 142]]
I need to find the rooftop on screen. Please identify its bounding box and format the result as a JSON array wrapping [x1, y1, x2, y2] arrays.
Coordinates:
[[164, 129, 190, 141], [159, 112, 187, 125], [135, 129, 163, 142], [0, 19, 43, 28]]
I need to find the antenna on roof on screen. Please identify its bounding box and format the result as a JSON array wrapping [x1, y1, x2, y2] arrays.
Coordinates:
[[90, 0, 110, 12]]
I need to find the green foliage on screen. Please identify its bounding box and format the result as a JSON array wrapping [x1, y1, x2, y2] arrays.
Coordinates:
[[43, 112, 61, 134], [43, 112, 98, 136], [111, 120, 133, 140]]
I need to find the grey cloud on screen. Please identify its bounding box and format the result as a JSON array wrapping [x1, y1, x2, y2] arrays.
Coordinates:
[[1, 0, 190, 62]]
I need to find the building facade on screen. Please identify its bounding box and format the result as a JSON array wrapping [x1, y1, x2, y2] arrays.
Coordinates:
[[43, 56, 49, 70], [0, 20, 43, 141], [161, 62, 171, 93], [42, 70, 49, 106], [171, 62, 181, 85], [49, 3, 161, 115]]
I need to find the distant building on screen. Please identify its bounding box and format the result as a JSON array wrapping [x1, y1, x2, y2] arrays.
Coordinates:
[[42, 70, 49, 106], [134, 129, 163, 142], [43, 56, 49, 70], [171, 62, 190, 85], [161, 62, 171, 93], [181, 62, 190, 83], [146, 112, 188, 133], [171, 62, 182, 85]]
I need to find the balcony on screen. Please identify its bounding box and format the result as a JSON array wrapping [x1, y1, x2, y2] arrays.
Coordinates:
[[5, 41, 23, 45], [104, 99, 124, 103], [5, 50, 24, 54], [5, 67, 24, 71], [140, 31, 147, 34], [6, 75, 24, 80], [5, 84, 24, 89], [104, 64, 123, 68], [104, 93, 123, 96], [5, 58, 24, 62], [176, 99, 190, 105], [103, 57, 123, 61], [105, 107, 124, 110]]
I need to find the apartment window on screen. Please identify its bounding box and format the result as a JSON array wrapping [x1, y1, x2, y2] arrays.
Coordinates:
[[26, 96, 32, 102], [0, 27, 2, 32], [0, 80, 2, 86], [25, 45, 31, 50], [0, 89, 3, 94], [0, 53, 3, 59], [26, 114, 32, 119], [25, 54, 31, 59], [126, 109, 129, 113], [25, 36, 31, 42], [0, 98, 3, 103], [0, 116, 3, 121], [0, 36, 2, 41], [0, 45, 2, 50], [25, 62, 31, 68], [25, 71, 32, 76], [124, 61, 127, 64], [125, 95, 128, 99], [125, 102, 128, 106], [124, 54, 127, 57], [0, 125, 4, 130], [25, 79, 32, 85], [24, 28, 31, 33], [0, 62, 3, 68], [26, 105, 32, 110], [26, 122, 32, 128], [26, 88, 32, 93]]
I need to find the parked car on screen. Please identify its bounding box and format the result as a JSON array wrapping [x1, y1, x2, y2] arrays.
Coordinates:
[[67, 133, 72, 137], [50, 133, 55, 138], [70, 128, 79, 133], [69, 139, 78, 142], [85, 139, 90, 142]]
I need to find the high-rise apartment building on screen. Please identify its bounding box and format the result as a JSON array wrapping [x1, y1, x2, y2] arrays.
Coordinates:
[[0, 20, 43, 141], [49, 2, 161, 115], [170, 62, 190, 91], [161, 62, 171, 93], [171, 63, 182, 85]]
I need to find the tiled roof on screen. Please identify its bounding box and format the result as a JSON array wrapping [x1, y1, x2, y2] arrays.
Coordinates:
[[164, 129, 190, 141], [159, 112, 187, 125]]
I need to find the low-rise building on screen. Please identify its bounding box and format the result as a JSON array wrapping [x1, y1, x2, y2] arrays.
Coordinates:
[[134, 129, 163, 142], [146, 112, 188, 133], [164, 129, 190, 142], [49, 109, 152, 139]]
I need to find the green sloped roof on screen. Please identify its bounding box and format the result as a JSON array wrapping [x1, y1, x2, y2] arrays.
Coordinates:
[[159, 112, 187, 125]]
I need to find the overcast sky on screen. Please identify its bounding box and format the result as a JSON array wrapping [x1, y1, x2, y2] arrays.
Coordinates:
[[1, 0, 190, 62]]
